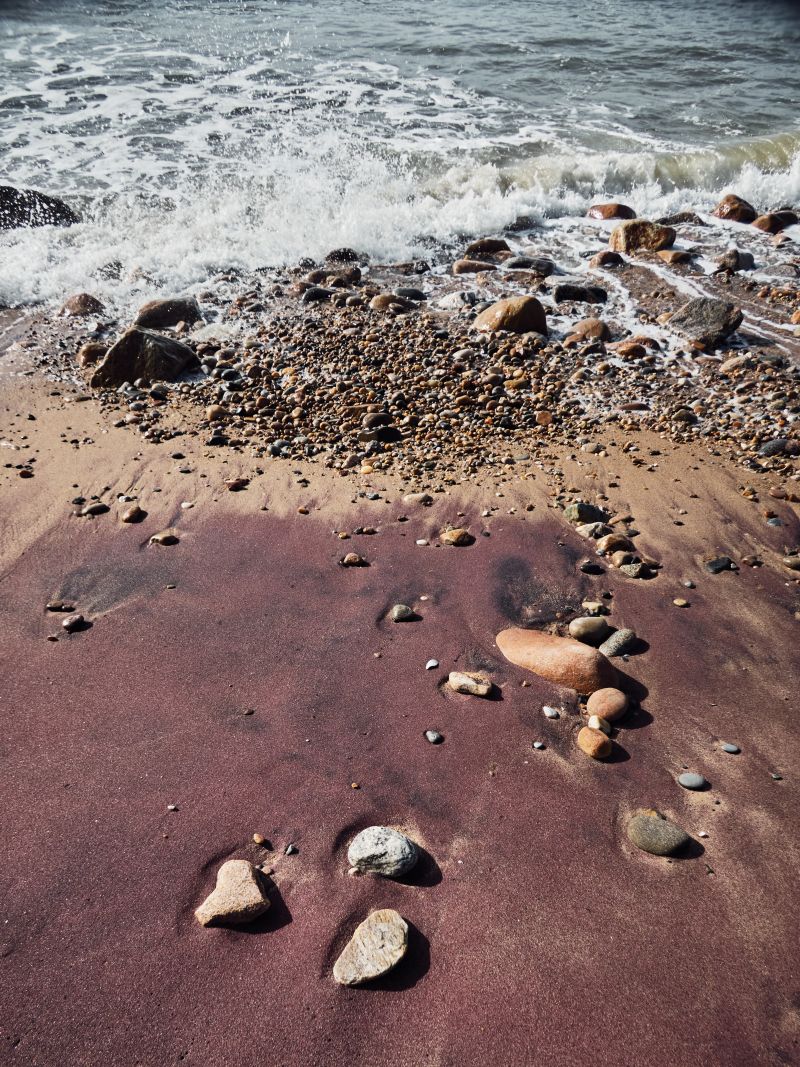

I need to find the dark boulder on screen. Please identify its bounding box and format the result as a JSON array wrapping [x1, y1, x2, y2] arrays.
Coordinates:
[[553, 283, 607, 304], [669, 297, 743, 347], [90, 328, 199, 388], [0, 184, 80, 229], [134, 297, 202, 329]]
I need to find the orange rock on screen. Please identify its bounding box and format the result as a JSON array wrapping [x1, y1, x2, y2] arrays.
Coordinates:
[[577, 726, 612, 759], [657, 249, 692, 265], [571, 317, 610, 341], [586, 687, 629, 722], [752, 210, 797, 234], [473, 296, 547, 335], [452, 258, 497, 275], [464, 237, 510, 257], [587, 202, 636, 221], [495, 627, 617, 694], [609, 220, 675, 254], [589, 250, 624, 268], [712, 194, 757, 223]]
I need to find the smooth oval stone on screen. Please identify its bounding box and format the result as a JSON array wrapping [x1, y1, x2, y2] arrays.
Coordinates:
[[721, 742, 740, 754], [577, 726, 612, 759], [333, 909, 408, 986], [496, 627, 617, 695], [678, 772, 708, 790], [448, 670, 492, 697], [586, 687, 628, 722], [347, 826, 419, 877], [568, 616, 612, 646], [627, 811, 690, 856], [598, 628, 637, 658]]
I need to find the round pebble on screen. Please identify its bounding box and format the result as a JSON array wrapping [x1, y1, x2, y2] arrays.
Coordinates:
[[677, 772, 708, 790], [720, 742, 740, 754], [532, 741, 546, 750]]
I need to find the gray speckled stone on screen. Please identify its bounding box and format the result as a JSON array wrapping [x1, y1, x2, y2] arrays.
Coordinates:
[[333, 909, 408, 986], [598, 628, 637, 658], [347, 826, 419, 877], [721, 742, 740, 754], [678, 772, 708, 790], [627, 811, 690, 856]]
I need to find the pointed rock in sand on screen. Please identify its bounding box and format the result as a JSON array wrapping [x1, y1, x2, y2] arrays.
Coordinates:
[[195, 859, 270, 927], [333, 909, 409, 986]]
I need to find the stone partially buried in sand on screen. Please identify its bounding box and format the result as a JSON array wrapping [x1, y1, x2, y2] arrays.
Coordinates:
[[195, 859, 270, 927], [347, 826, 419, 877], [627, 811, 690, 856], [333, 909, 409, 986], [495, 627, 617, 694], [473, 295, 547, 335], [448, 670, 493, 697], [90, 327, 199, 388]]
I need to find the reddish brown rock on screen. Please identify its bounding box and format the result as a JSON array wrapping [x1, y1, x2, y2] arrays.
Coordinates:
[[452, 259, 497, 275], [77, 342, 108, 367], [61, 293, 104, 317], [752, 211, 798, 234], [589, 250, 624, 268], [473, 296, 547, 335], [609, 220, 676, 254], [495, 627, 617, 694], [90, 328, 199, 388], [657, 249, 692, 265], [134, 297, 201, 329], [586, 687, 629, 722], [571, 318, 610, 342], [577, 726, 612, 759], [587, 203, 636, 221], [464, 237, 510, 257], [712, 194, 757, 224]]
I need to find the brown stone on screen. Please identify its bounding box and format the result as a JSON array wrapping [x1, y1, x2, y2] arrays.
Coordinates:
[[134, 297, 201, 329], [77, 342, 108, 367], [452, 259, 497, 275], [61, 293, 104, 317], [657, 249, 692, 265], [495, 627, 617, 694], [195, 859, 270, 927], [571, 317, 610, 341], [577, 726, 612, 759], [712, 194, 757, 224], [440, 527, 474, 546], [464, 237, 510, 257], [587, 203, 636, 221], [609, 220, 676, 254], [90, 328, 199, 388], [586, 687, 628, 722], [369, 294, 413, 312], [332, 909, 408, 986], [589, 250, 624, 268], [473, 296, 547, 335], [752, 211, 798, 234]]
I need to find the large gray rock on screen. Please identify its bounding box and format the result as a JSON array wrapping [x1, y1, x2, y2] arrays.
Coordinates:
[[627, 811, 690, 856], [194, 859, 270, 927], [347, 826, 419, 877], [90, 327, 199, 388], [0, 184, 80, 229], [333, 909, 408, 985], [669, 297, 743, 347]]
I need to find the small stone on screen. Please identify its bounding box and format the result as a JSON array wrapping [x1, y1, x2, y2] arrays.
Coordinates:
[[62, 613, 84, 633], [678, 772, 708, 790], [252, 833, 265, 845], [333, 909, 409, 986], [586, 688, 628, 722], [347, 826, 419, 877], [391, 604, 415, 622], [577, 726, 612, 759], [705, 556, 735, 574], [543, 706, 560, 719], [673, 598, 689, 608], [341, 552, 367, 567], [425, 659, 439, 670], [627, 810, 690, 856], [167, 803, 179, 812], [448, 670, 492, 697], [586, 714, 611, 735], [195, 859, 270, 927], [285, 844, 298, 856], [533, 741, 546, 750], [79, 501, 110, 517], [150, 529, 179, 546], [598, 628, 637, 658], [568, 616, 612, 646], [564, 501, 610, 525], [720, 742, 740, 754], [440, 527, 474, 547], [425, 730, 443, 744], [121, 504, 146, 524]]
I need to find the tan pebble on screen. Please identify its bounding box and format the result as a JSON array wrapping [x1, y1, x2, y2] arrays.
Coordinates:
[[673, 598, 689, 607], [577, 726, 612, 759]]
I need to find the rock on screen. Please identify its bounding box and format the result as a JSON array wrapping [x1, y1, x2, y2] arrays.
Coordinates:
[[587, 203, 636, 221], [77, 342, 107, 367], [598, 628, 637, 657], [595, 533, 635, 554], [150, 529, 179, 546], [678, 772, 708, 790], [568, 616, 612, 645], [715, 248, 755, 272], [370, 293, 413, 312], [303, 286, 334, 303], [586, 714, 611, 735], [543, 706, 560, 719], [705, 555, 735, 574], [0, 184, 80, 229], [586, 688, 628, 722], [347, 826, 419, 877], [440, 527, 474, 546], [589, 250, 624, 268], [341, 552, 367, 567], [452, 259, 496, 275], [752, 210, 797, 234], [627, 811, 690, 856], [333, 909, 408, 986], [656, 211, 706, 226], [577, 726, 612, 759], [403, 492, 433, 506], [425, 659, 439, 670], [326, 247, 360, 264], [473, 296, 547, 335], [425, 730, 444, 744], [564, 501, 610, 525], [553, 283, 607, 304], [657, 249, 692, 265], [758, 438, 798, 458], [495, 627, 617, 694], [121, 504, 146, 523], [570, 318, 610, 342], [61, 293, 104, 317], [504, 255, 555, 274], [712, 194, 757, 224], [668, 297, 743, 347], [448, 670, 492, 697], [721, 742, 740, 754], [391, 604, 415, 622], [608, 220, 675, 254], [195, 859, 270, 927], [782, 556, 800, 572], [62, 613, 85, 633], [90, 328, 199, 388], [464, 237, 510, 256], [134, 297, 202, 329]]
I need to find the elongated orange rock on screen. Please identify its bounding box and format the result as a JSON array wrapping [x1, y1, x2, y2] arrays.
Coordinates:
[[495, 627, 617, 694]]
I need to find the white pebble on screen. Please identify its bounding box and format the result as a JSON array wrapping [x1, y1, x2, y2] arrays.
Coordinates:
[[425, 659, 439, 670], [543, 706, 560, 719], [416, 538, 429, 546]]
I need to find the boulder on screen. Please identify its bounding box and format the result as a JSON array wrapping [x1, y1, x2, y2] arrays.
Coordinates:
[[587, 203, 636, 220], [473, 296, 547, 335], [61, 293, 104, 317], [347, 826, 419, 877], [589, 250, 624, 268], [0, 184, 80, 229], [609, 220, 675, 254], [452, 258, 496, 275], [90, 328, 199, 388], [495, 627, 617, 694], [134, 297, 202, 329], [553, 283, 607, 304], [77, 342, 107, 367], [333, 909, 408, 986], [752, 210, 798, 234], [464, 237, 510, 257], [712, 194, 757, 224], [627, 810, 690, 856], [668, 297, 743, 347], [194, 859, 270, 927]]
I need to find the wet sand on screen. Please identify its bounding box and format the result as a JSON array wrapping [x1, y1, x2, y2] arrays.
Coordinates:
[[2, 344, 799, 1065]]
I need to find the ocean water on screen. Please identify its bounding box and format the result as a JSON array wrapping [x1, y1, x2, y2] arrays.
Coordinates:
[[1, 0, 799, 308]]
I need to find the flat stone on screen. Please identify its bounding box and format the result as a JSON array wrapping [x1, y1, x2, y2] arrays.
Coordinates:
[[705, 556, 735, 574], [568, 616, 612, 646], [721, 742, 740, 754], [496, 627, 617, 694], [150, 529, 179, 546], [347, 826, 419, 877], [333, 909, 409, 986], [678, 772, 708, 790], [586, 687, 628, 722], [669, 297, 743, 348], [627, 811, 690, 856], [448, 670, 492, 697], [598, 628, 637, 658], [195, 859, 270, 927]]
